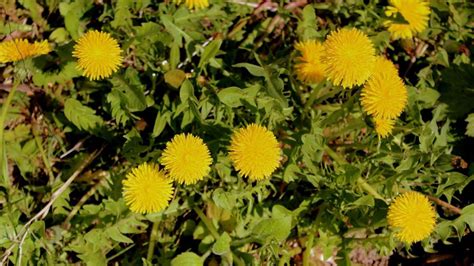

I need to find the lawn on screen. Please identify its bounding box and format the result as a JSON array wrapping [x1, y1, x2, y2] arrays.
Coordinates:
[[0, 0, 473, 265]]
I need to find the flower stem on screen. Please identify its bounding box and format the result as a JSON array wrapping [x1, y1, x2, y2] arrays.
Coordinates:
[[0, 82, 18, 186], [146, 220, 160, 262], [426, 195, 461, 215], [193, 206, 220, 239], [324, 145, 387, 203]]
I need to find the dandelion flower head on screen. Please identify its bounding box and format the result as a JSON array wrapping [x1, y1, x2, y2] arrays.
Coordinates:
[[360, 57, 407, 119], [161, 133, 212, 185], [229, 124, 281, 181], [73, 30, 123, 80], [374, 117, 395, 138], [387, 191, 436, 243], [173, 0, 209, 9], [294, 40, 326, 84], [0, 39, 50, 63], [322, 28, 376, 88], [384, 0, 431, 39], [122, 163, 174, 214]]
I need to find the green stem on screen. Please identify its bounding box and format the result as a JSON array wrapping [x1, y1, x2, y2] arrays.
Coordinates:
[[196, 206, 240, 265], [151, 73, 157, 95], [357, 178, 386, 203], [302, 234, 314, 266], [147, 220, 160, 262], [107, 244, 135, 262], [232, 252, 245, 266], [193, 207, 219, 239], [323, 145, 346, 165], [0, 83, 18, 186], [324, 145, 386, 203]]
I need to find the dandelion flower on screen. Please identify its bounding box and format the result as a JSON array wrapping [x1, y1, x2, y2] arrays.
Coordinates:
[[229, 124, 281, 181], [0, 39, 50, 63], [322, 28, 376, 88], [73, 30, 123, 80], [360, 57, 407, 119], [294, 40, 326, 84], [384, 0, 431, 39], [173, 0, 209, 9], [123, 163, 174, 214], [374, 117, 395, 138], [387, 191, 436, 243], [161, 133, 212, 185]]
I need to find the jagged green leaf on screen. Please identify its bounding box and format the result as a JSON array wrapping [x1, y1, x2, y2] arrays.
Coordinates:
[[64, 98, 104, 131], [107, 89, 132, 126], [111, 68, 150, 112], [111, 0, 134, 28]]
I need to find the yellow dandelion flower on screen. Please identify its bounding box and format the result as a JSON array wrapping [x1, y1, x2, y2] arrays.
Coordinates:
[[387, 191, 436, 243], [372, 55, 399, 76], [173, 0, 209, 9], [294, 40, 326, 84], [161, 133, 212, 185], [0, 39, 50, 63], [122, 163, 174, 214], [384, 24, 414, 40], [374, 117, 395, 138], [73, 30, 123, 80], [360, 57, 407, 119], [229, 124, 281, 181], [384, 0, 431, 39], [322, 28, 376, 88]]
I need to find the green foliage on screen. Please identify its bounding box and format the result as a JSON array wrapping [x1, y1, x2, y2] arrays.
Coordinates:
[[466, 114, 474, 137], [437, 204, 474, 242], [171, 252, 204, 266], [1, 0, 473, 265], [59, 0, 93, 39], [64, 98, 104, 132]]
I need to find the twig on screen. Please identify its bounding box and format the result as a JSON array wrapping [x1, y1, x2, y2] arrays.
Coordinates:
[[0, 84, 40, 96], [426, 195, 462, 215], [227, 0, 259, 8], [0, 147, 104, 264], [176, 36, 214, 69], [17, 228, 30, 266], [59, 137, 89, 159]]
